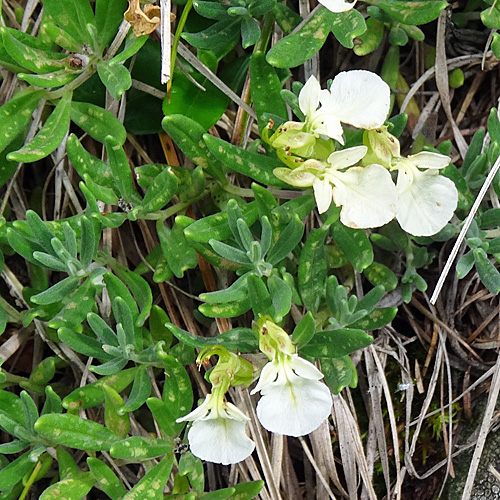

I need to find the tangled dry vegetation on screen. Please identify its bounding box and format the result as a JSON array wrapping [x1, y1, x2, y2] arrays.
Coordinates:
[[2, 0, 500, 499]]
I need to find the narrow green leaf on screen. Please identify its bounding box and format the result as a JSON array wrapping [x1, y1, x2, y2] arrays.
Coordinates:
[[31, 276, 80, 305], [182, 18, 240, 51], [95, 0, 128, 48], [110, 436, 172, 459], [247, 274, 274, 317], [0, 453, 34, 490], [140, 166, 178, 213], [70, 101, 127, 145], [35, 414, 121, 451], [122, 454, 174, 500], [56, 447, 79, 479], [204, 133, 287, 187], [349, 307, 397, 330], [300, 329, 373, 358], [375, 0, 448, 25], [103, 385, 130, 438], [39, 472, 95, 500], [268, 274, 292, 320], [62, 367, 138, 410], [330, 8, 367, 49], [41, 0, 96, 45], [18, 69, 78, 88], [321, 356, 357, 394], [250, 52, 288, 131], [200, 273, 250, 304], [58, 326, 109, 359], [166, 323, 258, 352], [331, 222, 373, 272], [199, 297, 252, 318], [118, 365, 151, 414], [88, 457, 127, 500], [162, 114, 227, 183], [1, 27, 67, 73], [41, 23, 82, 52], [473, 247, 500, 295], [267, 215, 304, 265], [0, 88, 45, 154], [41, 386, 62, 415], [266, 7, 332, 68], [298, 228, 327, 313], [291, 311, 315, 347], [97, 61, 132, 101], [105, 135, 134, 202]]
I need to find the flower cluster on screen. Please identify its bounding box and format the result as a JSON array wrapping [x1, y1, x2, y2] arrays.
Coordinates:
[[176, 320, 332, 464], [271, 71, 458, 237]]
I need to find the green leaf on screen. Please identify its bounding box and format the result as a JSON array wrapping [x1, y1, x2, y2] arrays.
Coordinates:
[[122, 454, 174, 500], [330, 8, 367, 49], [300, 328, 373, 358], [157, 221, 198, 278], [20, 391, 39, 434], [349, 307, 397, 330], [0, 454, 34, 490], [49, 279, 97, 329], [291, 311, 316, 347], [247, 273, 274, 317], [364, 262, 398, 291], [109, 31, 149, 66], [104, 273, 139, 322], [250, 51, 288, 131], [56, 447, 78, 479], [95, 0, 128, 48], [375, 0, 448, 25], [67, 134, 115, 190], [178, 452, 205, 496], [88, 457, 127, 500], [110, 436, 173, 459], [118, 366, 151, 414], [34, 414, 121, 451], [105, 136, 135, 202], [58, 326, 110, 360], [241, 17, 261, 48], [70, 101, 127, 145], [139, 167, 179, 213], [298, 228, 327, 313], [18, 69, 78, 88], [473, 247, 500, 295], [39, 472, 95, 500], [182, 18, 241, 51], [0, 88, 45, 154], [184, 202, 259, 243], [266, 7, 332, 68], [268, 274, 292, 320], [97, 61, 132, 101], [162, 114, 227, 183], [163, 68, 229, 131], [232, 480, 265, 500], [166, 323, 258, 352], [42, 22, 83, 52], [267, 215, 305, 265], [457, 250, 474, 278], [31, 276, 80, 305], [1, 27, 67, 73], [41, 386, 62, 415], [321, 356, 357, 394], [331, 222, 373, 272], [353, 17, 384, 56], [41, 0, 96, 45], [199, 297, 252, 318], [62, 367, 138, 410]]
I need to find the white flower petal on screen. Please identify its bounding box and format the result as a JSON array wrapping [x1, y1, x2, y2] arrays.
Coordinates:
[[318, 0, 357, 12], [256, 375, 332, 437], [299, 76, 321, 117], [327, 146, 368, 170], [289, 355, 324, 380], [396, 168, 458, 236], [176, 395, 212, 423], [331, 164, 398, 228], [273, 167, 316, 187], [188, 417, 255, 465], [310, 110, 344, 143], [406, 151, 451, 170], [313, 177, 334, 214], [250, 361, 279, 395], [328, 70, 390, 130]]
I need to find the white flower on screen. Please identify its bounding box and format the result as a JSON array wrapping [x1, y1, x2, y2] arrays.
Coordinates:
[[296, 71, 390, 145], [393, 152, 458, 236], [274, 145, 398, 228], [251, 354, 332, 437], [318, 0, 357, 12], [176, 393, 255, 465]]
